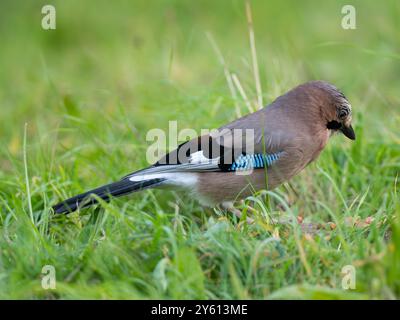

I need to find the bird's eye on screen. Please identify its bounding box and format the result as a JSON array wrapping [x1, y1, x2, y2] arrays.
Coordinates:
[[338, 107, 349, 119]]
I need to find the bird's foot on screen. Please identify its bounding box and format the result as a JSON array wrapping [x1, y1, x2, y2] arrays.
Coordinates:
[[221, 201, 254, 224]]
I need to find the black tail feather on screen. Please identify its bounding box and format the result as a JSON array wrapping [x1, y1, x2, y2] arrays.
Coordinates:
[[53, 178, 165, 214]]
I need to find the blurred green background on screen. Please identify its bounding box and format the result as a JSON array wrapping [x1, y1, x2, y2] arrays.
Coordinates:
[[1, 0, 399, 147], [0, 0, 399, 299]]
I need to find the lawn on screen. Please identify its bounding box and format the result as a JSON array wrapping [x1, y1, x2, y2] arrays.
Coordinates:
[[0, 0, 399, 299]]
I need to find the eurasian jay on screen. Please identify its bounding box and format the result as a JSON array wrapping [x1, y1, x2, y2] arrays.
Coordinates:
[[53, 80, 355, 214]]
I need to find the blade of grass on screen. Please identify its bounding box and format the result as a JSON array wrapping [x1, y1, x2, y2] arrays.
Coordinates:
[[245, 0, 263, 109], [23, 123, 34, 224]]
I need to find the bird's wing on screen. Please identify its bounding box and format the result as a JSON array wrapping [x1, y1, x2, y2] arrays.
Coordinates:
[[124, 106, 305, 179], [218, 105, 298, 154]]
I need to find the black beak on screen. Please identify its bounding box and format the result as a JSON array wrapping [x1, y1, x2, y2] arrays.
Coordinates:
[[340, 124, 356, 140]]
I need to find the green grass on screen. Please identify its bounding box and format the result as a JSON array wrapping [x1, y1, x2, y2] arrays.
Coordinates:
[[0, 0, 399, 299]]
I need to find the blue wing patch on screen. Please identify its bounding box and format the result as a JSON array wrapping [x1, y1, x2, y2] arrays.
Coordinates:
[[228, 152, 283, 171]]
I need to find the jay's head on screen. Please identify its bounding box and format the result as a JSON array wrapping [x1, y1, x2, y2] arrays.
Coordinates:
[[295, 81, 356, 141]]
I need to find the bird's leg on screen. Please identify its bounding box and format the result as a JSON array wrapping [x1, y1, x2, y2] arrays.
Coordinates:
[[243, 200, 296, 225], [221, 201, 254, 224]]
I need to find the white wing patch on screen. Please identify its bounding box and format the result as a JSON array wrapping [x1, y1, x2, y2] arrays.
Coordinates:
[[129, 172, 198, 187], [189, 150, 220, 165], [125, 150, 220, 187]]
